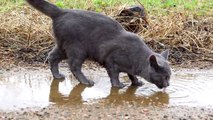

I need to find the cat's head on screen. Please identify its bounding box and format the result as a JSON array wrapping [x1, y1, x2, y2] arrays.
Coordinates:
[[146, 50, 171, 89]]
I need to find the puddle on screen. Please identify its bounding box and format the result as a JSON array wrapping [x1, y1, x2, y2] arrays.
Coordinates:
[[0, 67, 213, 110]]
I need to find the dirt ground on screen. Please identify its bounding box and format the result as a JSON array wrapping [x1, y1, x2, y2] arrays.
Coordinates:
[[0, 105, 213, 120]]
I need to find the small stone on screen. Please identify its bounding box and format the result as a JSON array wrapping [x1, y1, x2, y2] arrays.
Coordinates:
[[124, 116, 130, 119], [143, 108, 149, 113], [163, 115, 168, 118], [95, 106, 100, 109], [112, 113, 116, 116]]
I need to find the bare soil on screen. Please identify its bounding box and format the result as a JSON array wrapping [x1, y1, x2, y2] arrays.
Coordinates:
[[0, 105, 213, 120]]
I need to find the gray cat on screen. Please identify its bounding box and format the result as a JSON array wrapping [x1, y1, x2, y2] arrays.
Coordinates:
[[27, 0, 171, 89]]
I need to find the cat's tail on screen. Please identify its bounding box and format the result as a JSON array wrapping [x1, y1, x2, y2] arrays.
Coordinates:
[[26, 0, 62, 18]]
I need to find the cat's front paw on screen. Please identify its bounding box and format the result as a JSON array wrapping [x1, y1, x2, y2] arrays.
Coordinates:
[[131, 80, 144, 86], [53, 73, 65, 79], [81, 80, 95, 86], [112, 82, 125, 88]]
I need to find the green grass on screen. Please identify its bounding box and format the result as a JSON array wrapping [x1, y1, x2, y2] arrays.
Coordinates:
[[138, 0, 212, 16], [0, 0, 24, 12], [0, 0, 212, 16]]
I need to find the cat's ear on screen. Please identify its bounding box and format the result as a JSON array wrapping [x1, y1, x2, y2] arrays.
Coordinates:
[[149, 55, 159, 68], [161, 49, 169, 60]]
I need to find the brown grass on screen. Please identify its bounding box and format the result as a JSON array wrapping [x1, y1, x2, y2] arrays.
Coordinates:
[[144, 13, 213, 64], [143, 13, 212, 64], [0, 6, 212, 68], [0, 6, 54, 65]]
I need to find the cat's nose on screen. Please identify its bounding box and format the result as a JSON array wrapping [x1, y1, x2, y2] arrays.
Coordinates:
[[164, 82, 169, 87]]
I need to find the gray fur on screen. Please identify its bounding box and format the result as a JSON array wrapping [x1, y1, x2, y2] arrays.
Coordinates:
[[27, 0, 171, 89]]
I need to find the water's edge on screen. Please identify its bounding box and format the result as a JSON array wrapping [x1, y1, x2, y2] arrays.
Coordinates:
[[0, 67, 213, 111]]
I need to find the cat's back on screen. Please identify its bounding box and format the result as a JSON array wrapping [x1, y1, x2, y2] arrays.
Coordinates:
[[53, 9, 124, 33]]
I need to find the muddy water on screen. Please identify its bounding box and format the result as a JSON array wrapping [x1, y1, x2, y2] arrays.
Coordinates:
[[0, 67, 213, 110]]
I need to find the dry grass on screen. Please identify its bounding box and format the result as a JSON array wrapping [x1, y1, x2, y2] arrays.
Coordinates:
[[0, 6, 54, 65], [137, 12, 213, 64], [0, 6, 212, 67], [112, 6, 213, 65]]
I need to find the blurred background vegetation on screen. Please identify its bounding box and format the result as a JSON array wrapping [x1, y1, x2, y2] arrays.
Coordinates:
[[0, 0, 212, 66], [0, 0, 212, 16]]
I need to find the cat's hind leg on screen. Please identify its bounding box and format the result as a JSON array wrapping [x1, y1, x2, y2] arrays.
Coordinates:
[[48, 45, 66, 79], [67, 48, 94, 86]]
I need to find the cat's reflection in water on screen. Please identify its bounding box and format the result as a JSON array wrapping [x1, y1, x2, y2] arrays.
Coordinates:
[[49, 79, 86, 105], [105, 87, 169, 106], [49, 79, 169, 106]]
